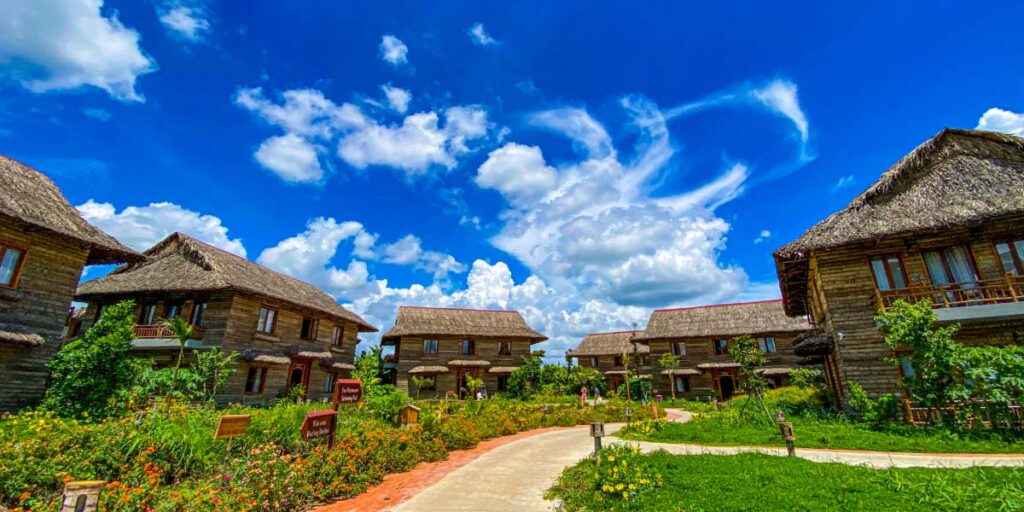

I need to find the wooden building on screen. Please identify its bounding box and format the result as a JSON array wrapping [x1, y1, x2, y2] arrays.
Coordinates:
[[0, 156, 142, 412], [635, 300, 809, 400], [774, 129, 1024, 405], [75, 232, 377, 405], [382, 306, 547, 399], [566, 331, 651, 390]]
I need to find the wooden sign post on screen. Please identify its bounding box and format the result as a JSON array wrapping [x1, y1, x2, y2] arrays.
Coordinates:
[[332, 378, 362, 409], [590, 421, 605, 459], [399, 404, 421, 427], [61, 481, 104, 512], [301, 409, 338, 448], [214, 414, 251, 484]]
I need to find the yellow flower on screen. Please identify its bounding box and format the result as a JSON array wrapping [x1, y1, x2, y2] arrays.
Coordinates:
[[622, 492, 629, 499], [616, 484, 625, 491], [607, 455, 616, 462]]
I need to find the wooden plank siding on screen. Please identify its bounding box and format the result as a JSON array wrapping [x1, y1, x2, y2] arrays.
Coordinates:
[[0, 217, 91, 412], [808, 215, 1024, 399], [77, 291, 361, 406], [643, 333, 803, 400], [393, 336, 534, 398], [574, 353, 652, 390]]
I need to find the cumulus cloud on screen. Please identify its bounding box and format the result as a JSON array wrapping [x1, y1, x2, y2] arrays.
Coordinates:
[[467, 23, 500, 46], [977, 107, 1024, 136], [76, 200, 246, 256], [253, 133, 323, 183], [157, 2, 211, 43], [379, 35, 408, 66], [381, 84, 411, 113], [382, 235, 467, 279], [475, 143, 557, 203], [237, 86, 489, 179], [0, 0, 156, 102]]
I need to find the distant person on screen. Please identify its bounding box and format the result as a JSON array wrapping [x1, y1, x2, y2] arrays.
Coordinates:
[[579, 386, 588, 406]]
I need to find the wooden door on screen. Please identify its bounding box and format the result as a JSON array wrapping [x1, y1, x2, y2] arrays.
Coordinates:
[[287, 359, 312, 398], [455, 367, 480, 399]]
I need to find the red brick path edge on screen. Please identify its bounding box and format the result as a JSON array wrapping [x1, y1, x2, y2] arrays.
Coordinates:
[[311, 425, 582, 512]]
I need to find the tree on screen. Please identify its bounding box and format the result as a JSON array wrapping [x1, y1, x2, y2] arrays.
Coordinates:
[[875, 299, 961, 411], [162, 315, 194, 396], [193, 347, 238, 403], [465, 374, 484, 399], [506, 351, 544, 399], [730, 334, 773, 424], [353, 346, 384, 394], [658, 353, 681, 400], [410, 375, 433, 399], [43, 301, 147, 419]]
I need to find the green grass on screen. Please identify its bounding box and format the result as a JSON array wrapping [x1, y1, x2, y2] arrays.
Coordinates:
[[548, 451, 1024, 511]]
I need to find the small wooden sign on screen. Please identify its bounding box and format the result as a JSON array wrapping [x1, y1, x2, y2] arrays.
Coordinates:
[[590, 421, 605, 438], [778, 421, 795, 442], [332, 378, 362, 407], [301, 409, 338, 442], [61, 481, 104, 512], [214, 414, 251, 440]]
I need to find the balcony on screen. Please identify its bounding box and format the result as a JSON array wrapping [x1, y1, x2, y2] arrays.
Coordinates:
[[134, 324, 205, 340], [875, 276, 1024, 323]]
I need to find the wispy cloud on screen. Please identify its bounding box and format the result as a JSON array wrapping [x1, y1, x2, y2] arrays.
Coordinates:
[[831, 174, 855, 192], [753, 229, 772, 244], [82, 108, 111, 122], [467, 23, 500, 46], [157, 2, 212, 43]]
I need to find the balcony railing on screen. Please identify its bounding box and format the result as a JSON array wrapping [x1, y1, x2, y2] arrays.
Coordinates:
[[875, 276, 1024, 310], [134, 324, 205, 340]]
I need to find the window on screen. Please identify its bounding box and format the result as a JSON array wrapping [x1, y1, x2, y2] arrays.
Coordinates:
[[922, 246, 979, 286], [257, 307, 277, 334], [138, 304, 158, 325], [422, 339, 438, 354], [245, 367, 267, 394], [190, 302, 207, 326], [498, 341, 512, 356], [900, 356, 916, 379], [614, 355, 623, 367], [165, 303, 182, 320], [995, 240, 1024, 276], [462, 339, 476, 355], [869, 254, 909, 291], [674, 376, 691, 394], [331, 326, 344, 347], [324, 372, 338, 393], [589, 357, 599, 367], [758, 337, 777, 353], [0, 244, 26, 288], [713, 339, 728, 356], [497, 375, 509, 392], [300, 318, 320, 340], [93, 304, 107, 322], [670, 341, 686, 356]]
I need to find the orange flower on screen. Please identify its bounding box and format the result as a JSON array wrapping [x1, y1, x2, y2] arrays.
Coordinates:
[[18, 491, 31, 501]]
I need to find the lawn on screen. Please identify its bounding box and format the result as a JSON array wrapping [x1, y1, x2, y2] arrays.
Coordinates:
[[547, 450, 1024, 511], [621, 387, 1024, 454]]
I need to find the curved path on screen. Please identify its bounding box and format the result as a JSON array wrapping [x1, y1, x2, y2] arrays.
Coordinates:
[[317, 409, 1024, 511]]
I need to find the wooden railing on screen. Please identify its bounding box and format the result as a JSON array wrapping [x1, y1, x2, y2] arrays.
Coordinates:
[[875, 276, 1024, 310], [902, 399, 1023, 428], [134, 324, 205, 340]]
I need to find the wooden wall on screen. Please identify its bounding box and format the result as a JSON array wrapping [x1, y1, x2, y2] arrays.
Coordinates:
[[643, 332, 804, 400], [574, 353, 653, 389], [0, 218, 90, 412], [809, 216, 1024, 399], [393, 336, 535, 398]]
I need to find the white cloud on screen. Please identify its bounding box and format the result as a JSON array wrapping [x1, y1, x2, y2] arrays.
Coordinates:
[[0, 0, 156, 102], [750, 79, 808, 143], [977, 107, 1024, 136], [256, 218, 371, 295], [831, 174, 855, 192], [475, 143, 557, 203], [253, 133, 323, 183], [157, 3, 211, 43], [76, 200, 246, 256], [467, 23, 500, 46], [379, 35, 408, 66], [530, 107, 615, 159], [338, 112, 454, 173], [234, 87, 365, 139], [381, 84, 411, 113], [382, 235, 467, 279], [753, 229, 772, 244], [82, 108, 111, 121]]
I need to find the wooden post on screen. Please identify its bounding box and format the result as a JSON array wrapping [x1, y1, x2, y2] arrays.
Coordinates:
[[1006, 275, 1018, 302], [902, 398, 914, 425]]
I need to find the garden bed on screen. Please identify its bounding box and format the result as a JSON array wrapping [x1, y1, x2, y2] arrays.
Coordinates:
[[1, 398, 653, 511]]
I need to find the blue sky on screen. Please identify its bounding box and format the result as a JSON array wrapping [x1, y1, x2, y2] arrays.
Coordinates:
[[2, 1, 1023, 360]]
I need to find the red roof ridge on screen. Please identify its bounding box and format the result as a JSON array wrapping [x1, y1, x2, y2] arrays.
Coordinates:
[[654, 298, 783, 313]]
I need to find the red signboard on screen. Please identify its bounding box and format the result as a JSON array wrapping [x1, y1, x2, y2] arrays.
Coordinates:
[[333, 378, 362, 407], [301, 409, 338, 446]]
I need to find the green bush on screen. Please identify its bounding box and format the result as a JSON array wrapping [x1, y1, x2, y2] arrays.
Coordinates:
[[545, 444, 663, 507], [616, 377, 652, 401]]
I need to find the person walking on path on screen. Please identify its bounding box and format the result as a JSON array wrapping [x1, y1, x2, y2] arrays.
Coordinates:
[[579, 386, 588, 407]]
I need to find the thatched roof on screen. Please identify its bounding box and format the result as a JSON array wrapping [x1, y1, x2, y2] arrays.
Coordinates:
[[447, 359, 491, 367], [757, 367, 795, 376], [489, 366, 519, 373], [76, 233, 375, 331], [661, 368, 700, 376], [793, 330, 834, 357], [566, 331, 649, 357], [774, 129, 1024, 316], [635, 300, 809, 340], [382, 306, 546, 342], [242, 350, 290, 365], [0, 155, 141, 264], [0, 328, 44, 347], [697, 362, 740, 369], [321, 360, 355, 371], [409, 366, 450, 374]]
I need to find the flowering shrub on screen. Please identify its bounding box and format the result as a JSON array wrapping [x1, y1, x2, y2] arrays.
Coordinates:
[[545, 444, 663, 508]]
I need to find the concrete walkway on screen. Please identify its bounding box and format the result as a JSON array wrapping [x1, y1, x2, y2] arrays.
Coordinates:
[[319, 408, 1024, 511]]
